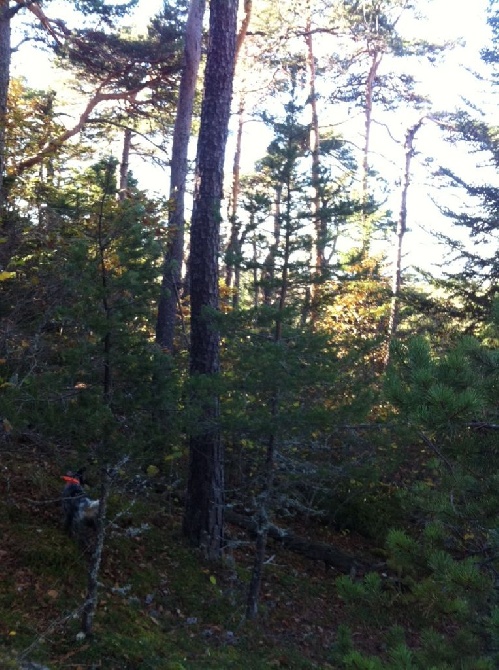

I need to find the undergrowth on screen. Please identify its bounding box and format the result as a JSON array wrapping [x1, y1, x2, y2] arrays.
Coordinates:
[[0, 449, 340, 669]]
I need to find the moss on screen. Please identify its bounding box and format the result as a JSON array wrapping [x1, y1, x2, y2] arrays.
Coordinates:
[[0, 455, 338, 670]]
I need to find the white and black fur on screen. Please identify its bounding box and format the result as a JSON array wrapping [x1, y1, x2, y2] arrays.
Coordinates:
[[62, 468, 100, 538]]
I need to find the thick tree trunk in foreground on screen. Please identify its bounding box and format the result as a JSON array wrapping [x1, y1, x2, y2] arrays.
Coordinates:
[[183, 0, 238, 559], [0, 1, 11, 269], [0, 1, 9, 202], [156, 0, 206, 351]]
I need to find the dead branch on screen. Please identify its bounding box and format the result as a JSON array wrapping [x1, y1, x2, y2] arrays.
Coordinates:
[[14, 81, 157, 176], [226, 508, 365, 575]]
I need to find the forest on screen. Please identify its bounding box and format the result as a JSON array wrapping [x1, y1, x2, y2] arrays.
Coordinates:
[[0, 0, 498, 668]]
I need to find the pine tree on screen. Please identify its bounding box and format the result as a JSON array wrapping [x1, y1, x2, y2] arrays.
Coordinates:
[[0, 156, 174, 455], [428, 113, 499, 329], [182, 0, 238, 558], [336, 331, 499, 667], [418, 2, 498, 332]]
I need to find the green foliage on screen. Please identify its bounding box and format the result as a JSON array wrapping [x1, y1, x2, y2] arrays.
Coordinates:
[[322, 474, 407, 540], [336, 572, 393, 626], [426, 110, 499, 329], [73, 0, 139, 22], [1, 1, 496, 668], [336, 331, 498, 666], [385, 528, 420, 576], [329, 623, 355, 663], [385, 336, 495, 429], [0, 157, 183, 463], [342, 651, 386, 670], [219, 305, 379, 515]]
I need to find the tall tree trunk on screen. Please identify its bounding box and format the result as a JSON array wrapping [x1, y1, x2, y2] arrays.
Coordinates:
[[225, 94, 245, 304], [0, 0, 11, 269], [225, 0, 252, 306], [360, 48, 382, 256], [262, 185, 282, 306], [156, 0, 206, 351], [0, 0, 9, 204], [235, 0, 252, 60], [183, 0, 238, 559], [305, 14, 323, 324], [252, 227, 259, 309], [246, 162, 292, 619], [384, 118, 424, 367], [118, 126, 132, 201]]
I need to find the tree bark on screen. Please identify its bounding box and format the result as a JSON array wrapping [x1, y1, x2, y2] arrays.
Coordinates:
[[360, 48, 382, 256], [155, 0, 206, 351], [224, 0, 252, 306], [225, 94, 245, 306], [81, 468, 110, 636], [262, 185, 282, 306], [119, 126, 132, 201], [305, 14, 323, 324], [183, 0, 238, 559], [384, 118, 424, 367], [226, 509, 362, 575], [0, 0, 11, 269], [0, 1, 9, 197]]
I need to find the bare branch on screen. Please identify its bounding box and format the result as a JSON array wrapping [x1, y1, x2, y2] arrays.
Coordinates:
[[235, 0, 252, 62], [14, 0, 68, 44], [14, 81, 158, 176]]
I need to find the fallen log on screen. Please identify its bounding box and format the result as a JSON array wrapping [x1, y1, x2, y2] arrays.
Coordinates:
[[225, 509, 365, 575]]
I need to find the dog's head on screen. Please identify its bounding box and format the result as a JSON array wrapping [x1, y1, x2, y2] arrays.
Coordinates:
[[62, 467, 87, 487]]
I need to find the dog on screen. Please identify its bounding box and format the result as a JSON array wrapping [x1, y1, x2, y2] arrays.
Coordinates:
[[61, 468, 100, 540]]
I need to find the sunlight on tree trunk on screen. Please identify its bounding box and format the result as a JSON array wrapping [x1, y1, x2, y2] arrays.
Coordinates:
[[361, 48, 383, 256], [225, 0, 252, 307], [305, 12, 323, 325], [156, 0, 206, 351], [183, 0, 238, 559], [0, 0, 11, 267], [384, 118, 424, 367], [119, 126, 133, 201]]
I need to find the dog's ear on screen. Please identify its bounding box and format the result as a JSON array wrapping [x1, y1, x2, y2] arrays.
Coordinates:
[[73, 467, 87, 484]]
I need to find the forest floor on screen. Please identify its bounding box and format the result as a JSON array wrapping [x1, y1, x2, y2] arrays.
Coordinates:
[[0, 441, 389, 670]]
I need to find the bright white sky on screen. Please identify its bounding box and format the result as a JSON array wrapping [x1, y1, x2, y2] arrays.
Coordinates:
[[389, 0, 494, 271], [11, 0, 495, 276]]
